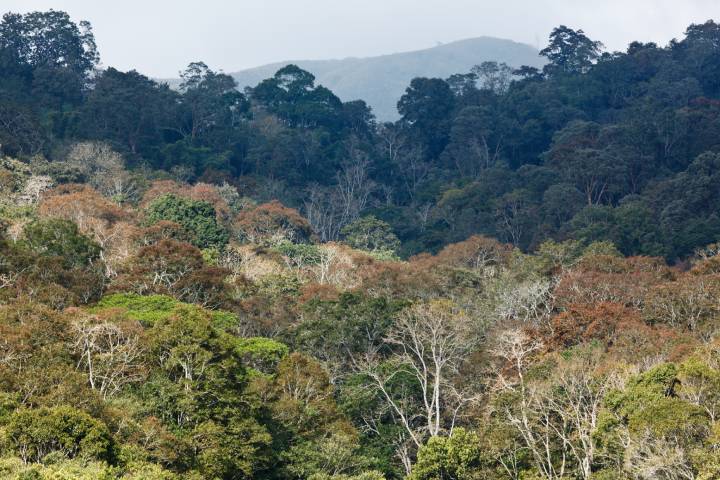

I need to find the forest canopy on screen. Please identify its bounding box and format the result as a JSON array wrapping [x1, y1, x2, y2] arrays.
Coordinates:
[[4, 9, 720, 480]]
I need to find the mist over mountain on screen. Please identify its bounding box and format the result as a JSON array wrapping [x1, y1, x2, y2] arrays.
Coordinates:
[[228, 37, 544, 120]]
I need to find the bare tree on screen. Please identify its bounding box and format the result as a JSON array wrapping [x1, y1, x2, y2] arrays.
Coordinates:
[[304, 184, 343, 242], [336, 143, 375, 227], [64, 141, 138, 201], [494, 332, 615, 480], [356, 300, 480, 450], [72, 316, 146, 399], [304, 141, 376, 242], [472, 61, 513, 94], [624, 433, 696, 480], [542, 351, 614, 480], [376, 122, 429, 200], [17, 175, 53, 205], [495, 278, 556, 328], [396, 146, 430, 202], [495, 191, 528, 246], [493, 329, 566, 480]]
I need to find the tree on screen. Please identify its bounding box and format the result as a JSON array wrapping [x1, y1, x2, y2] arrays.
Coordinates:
[[471, 61, 513, 94], [341, 215, 400, 255], [112, 238, 204, 296], [398, 77, 455, 158], [0, 11, 97, 77], [234, 200, 313, 245], [544, 121, 627, 206], [178, 61, 248, 143], [252, 64, 344, 129], [145, 194, 229, 249], [442, 106, 505, 177], [22, 217, 101, 269], [5, 405, 112, 463], [0, 10, 98, 111], [71, 313, 146, 399], [39, 184, 137, 277], [81, 68, 177, 155], [357, 300, 480, 449], [408, 428, 482, 480], [540, 25, 604, 75]]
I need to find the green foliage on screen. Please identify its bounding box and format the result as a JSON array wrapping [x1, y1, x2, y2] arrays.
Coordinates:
[[4, 406, 112, 463], [605, 362, 708, 440], [145, 194, 228, 249], [22, 218, 100, 268], [92, 293, 237, 329], [93, 293, 179, 325], [8, 10, 720, 480], [409, 429, 482, 480], [274, 240, 322, 266], [191, 419, 272, 479], [540, 25, 603, 75], [284, 431, 377, 480], [341, 216, 400, 256], [234, 337, 289, 375]]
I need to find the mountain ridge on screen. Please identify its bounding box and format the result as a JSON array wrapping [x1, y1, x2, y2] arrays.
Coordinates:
[[226, 36, 544, 120]]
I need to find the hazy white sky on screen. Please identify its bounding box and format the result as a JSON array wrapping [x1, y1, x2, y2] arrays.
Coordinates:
[[3, 0, 719, 77]]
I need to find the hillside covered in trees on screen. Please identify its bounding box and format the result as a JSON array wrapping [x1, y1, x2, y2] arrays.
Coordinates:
[[224, 36, 544, 121], [4, 8, 720, 480]]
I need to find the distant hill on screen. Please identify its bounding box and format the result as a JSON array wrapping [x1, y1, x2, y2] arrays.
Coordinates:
[[228, 37, 544, 120]]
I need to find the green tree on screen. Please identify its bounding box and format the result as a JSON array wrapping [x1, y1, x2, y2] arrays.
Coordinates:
[[23, 218, 100, 269], [341, 215, 400, 255], [145, 194, 229, 249], [397, 77, 455, 158], [540, 25, 604, 75], [409, 428, 482, 480], [80, 68, 178, 156], [179, 61, 248, 143], [5, 405, 112, 463]]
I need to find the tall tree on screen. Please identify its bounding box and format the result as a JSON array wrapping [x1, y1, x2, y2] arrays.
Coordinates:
[[540, 25, 604, 75]]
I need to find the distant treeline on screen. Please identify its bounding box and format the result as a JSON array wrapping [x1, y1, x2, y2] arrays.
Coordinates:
[[3, 12, 720, 259]]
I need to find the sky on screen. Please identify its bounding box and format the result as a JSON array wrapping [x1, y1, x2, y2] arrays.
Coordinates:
[[3, 0, 720, 78]]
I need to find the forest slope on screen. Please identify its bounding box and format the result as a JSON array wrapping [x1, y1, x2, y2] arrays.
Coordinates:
[[4, 9, 720, 480]]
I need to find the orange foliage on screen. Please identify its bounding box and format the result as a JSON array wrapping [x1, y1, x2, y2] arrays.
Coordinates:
[[298, 283, 340, 304], [547, 301, 693, 362], [233, 200, 313, 244], [550, 302, 643, 349], [138, 220, 191, 246], [140, 180, 188, 207], [691, 256, 720, 275], [356, 256, 442, 299], [428, 235, 513, 271], [554, 255, 673, 309], [39, 185, 139, 277], [39, 184, 130, 228]]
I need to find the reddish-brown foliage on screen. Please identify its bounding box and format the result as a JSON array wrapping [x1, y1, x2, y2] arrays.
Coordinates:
[[427, 235, 513, 271], [233, 200, 313, 244], [111, 239, 205, 296], [549, 302, 643, 349], [547, 301, 693, 362], [298, 283, 340, 304], [140, 180, 231, 223], [40, 184, 130, 227], [356, 256, 442, 299], [554, 255, 674, 309], [138, 220, 191, 246], [140, 180, 188, 207]]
